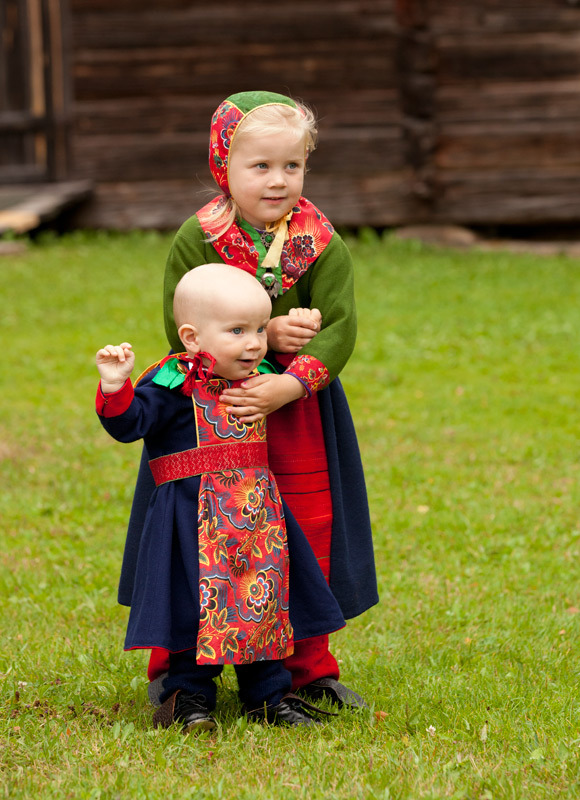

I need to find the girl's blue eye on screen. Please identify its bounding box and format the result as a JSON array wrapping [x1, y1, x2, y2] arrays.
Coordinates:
[[257, 326, 265, 333]]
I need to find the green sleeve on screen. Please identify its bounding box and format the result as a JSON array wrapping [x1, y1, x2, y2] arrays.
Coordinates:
[[163, 215, 216, 352], [271, 233, 357, 383]]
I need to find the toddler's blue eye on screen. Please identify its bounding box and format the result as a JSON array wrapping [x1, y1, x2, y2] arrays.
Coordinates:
[[232, 327, 243, 334]]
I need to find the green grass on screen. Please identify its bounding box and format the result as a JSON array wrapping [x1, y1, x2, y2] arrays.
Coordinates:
[[2, 228, 580, 798]]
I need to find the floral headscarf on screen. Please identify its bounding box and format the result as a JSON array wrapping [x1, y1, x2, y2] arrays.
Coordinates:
[[197, 90, 334, 298], [209, 91, 297, 196]]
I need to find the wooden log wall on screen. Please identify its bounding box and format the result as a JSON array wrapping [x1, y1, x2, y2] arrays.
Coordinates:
[[400, 0, 580, 225], [68, 0, 580, 229], [69, 0, 407, 229]]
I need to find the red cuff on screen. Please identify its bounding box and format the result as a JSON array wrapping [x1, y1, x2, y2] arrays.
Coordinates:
[[96, 379, 134, 417], [284, 355, 330, 396]]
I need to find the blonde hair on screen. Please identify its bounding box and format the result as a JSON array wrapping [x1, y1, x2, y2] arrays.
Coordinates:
[[209, 100, 317, 238], [234, 101, 317, 157]]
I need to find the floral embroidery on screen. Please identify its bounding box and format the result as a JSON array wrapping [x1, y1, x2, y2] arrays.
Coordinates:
[[198, 496, 229, 567], [285, 354, 330, 395], [239, 570, 275, 611], [220, 629, 240, 659], [196, 635, 217, 662], [280, 241, 308, 283], [212, 472, 270, 530], [197, 196, 334, 295], [263, 523, 286, 556], [199, 579, 218, 612], [209, 100, 244, 194], [194, 376, 293, 665], [194, 378, 264, 443]]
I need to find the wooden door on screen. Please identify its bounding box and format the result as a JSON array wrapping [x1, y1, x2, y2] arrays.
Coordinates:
[[0, 0, 70, 183]]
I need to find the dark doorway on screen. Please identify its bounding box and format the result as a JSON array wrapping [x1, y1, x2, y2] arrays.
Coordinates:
[[0, 0, 70, 184]]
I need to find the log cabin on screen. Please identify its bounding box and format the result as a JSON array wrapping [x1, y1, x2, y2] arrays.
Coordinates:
[[2, 0, 580, 231]]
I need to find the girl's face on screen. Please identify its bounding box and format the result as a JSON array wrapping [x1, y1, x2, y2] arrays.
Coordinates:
[[227, 129, 306, 229]]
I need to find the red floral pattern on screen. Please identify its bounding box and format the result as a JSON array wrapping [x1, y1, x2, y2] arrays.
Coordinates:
[[285, 355, 330, 396], [194, 375, 293, 665], [209, 100, 244, 194], [197, 196, 334, 295], [194, 376, 265, 443]]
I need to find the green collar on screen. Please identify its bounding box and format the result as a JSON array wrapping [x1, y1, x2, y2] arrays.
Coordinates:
[[152, 359, 186, 389], [152, 355, 275, 388]]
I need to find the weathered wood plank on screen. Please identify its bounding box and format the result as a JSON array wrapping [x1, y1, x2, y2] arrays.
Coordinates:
[[68, 173, 417, 230], [437, 32, 580, 83], [0, 179, 92, 232], [72, 42, 397, 102], [71, 128, 406, 182], [69, 0, 207, 8], [422, 0, 580, 34], [437, 80, 580, 123], [69, 0, 396, 23], [72, 89, 402, 136], [433, 171, 580, 224], [71, 5, 396, 48], [436, 121, 580, 170]]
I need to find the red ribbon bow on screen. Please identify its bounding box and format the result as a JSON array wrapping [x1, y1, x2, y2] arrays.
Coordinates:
[[158, 352, 217, 396]]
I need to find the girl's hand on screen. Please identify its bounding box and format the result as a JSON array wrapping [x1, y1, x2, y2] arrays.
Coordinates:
[[96, 343, 135, 393], [219, 373, 306, 422], [267, 308, 322, 353]]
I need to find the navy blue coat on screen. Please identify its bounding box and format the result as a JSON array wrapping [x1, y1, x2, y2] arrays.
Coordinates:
[[118, 375, 378, 621], [99, 369, 346, 653]]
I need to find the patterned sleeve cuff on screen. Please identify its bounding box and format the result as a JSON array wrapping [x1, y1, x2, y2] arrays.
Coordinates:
[[284, 355, 330, 396], [96, 379, 134, 417]]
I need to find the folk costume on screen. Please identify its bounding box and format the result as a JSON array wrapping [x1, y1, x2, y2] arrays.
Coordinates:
[[122, 91, 378, 693], [97, 355, 345, 710]]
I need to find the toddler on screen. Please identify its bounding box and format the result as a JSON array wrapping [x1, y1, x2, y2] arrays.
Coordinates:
[[96, 264, 345, 730]]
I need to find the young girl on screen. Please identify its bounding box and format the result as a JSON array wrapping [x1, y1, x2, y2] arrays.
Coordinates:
[[123, 90, 378, 708]]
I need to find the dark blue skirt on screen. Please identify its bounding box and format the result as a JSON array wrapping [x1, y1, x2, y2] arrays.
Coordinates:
[[119, 378, 378, 621]]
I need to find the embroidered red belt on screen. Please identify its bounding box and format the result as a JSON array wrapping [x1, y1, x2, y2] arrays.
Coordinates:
[[149, 442, 269, 486]]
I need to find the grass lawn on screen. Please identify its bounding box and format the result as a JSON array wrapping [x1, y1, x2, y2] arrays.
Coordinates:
[[1, 229, 580, 799]]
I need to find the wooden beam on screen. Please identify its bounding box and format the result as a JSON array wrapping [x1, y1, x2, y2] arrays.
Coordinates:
[[0, 179, 92, 232]]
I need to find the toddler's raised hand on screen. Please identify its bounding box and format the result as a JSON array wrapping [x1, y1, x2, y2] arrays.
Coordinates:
[[96, 343, 135, 393], [267, 307, 322, 353]]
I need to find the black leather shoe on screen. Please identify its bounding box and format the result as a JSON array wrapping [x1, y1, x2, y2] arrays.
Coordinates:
[[246, 693, 336, 727], [153, 690, 217, 733], [299, 677, 369, 710]]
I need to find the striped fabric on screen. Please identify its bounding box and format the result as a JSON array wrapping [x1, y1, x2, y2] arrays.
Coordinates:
[[266, 391, 332, 582]]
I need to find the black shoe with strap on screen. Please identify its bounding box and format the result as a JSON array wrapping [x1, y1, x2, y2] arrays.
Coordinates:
[[299, 677, 369, 710], [245, 692, 337, 727], [153, 690, 217, 733]]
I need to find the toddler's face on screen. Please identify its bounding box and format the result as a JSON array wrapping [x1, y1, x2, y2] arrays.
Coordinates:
[[192, 297, 270, 381], [227, 129, 306, 229]]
